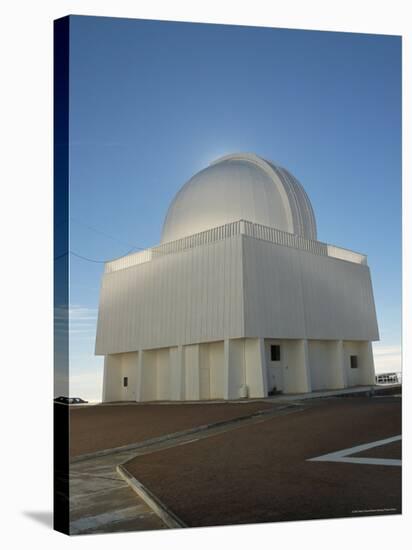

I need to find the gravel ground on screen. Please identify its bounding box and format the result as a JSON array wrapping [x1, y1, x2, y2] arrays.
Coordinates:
[[69, 401, 274, 457], [123, 396, 401, 527], [354, 439, 401, 459]]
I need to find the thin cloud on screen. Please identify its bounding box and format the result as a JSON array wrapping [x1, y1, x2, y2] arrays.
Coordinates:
[[54, 305, 97, 320], [70, 367, 103, 403], [55, 304, 98, 336]]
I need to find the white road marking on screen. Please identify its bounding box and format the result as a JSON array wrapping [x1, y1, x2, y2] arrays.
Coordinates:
[[307, 435, 401, 467]]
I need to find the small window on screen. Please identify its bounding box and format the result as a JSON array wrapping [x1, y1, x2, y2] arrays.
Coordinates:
[[123, 376, 128, 387], [350, 355, 358, 369], [271, 345, 281, 361]]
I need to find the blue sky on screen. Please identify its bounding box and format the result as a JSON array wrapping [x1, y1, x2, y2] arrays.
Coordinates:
[[66, 15, 401, 401]]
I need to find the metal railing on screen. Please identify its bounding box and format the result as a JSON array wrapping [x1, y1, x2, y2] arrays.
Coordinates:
[[105, 219, 367, 273]]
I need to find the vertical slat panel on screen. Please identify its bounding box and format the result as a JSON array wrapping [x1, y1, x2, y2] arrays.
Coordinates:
[[103, 219, 364, 275]]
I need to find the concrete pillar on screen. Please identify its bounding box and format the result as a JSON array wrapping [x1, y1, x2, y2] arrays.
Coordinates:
[[184, 344, 200, 400], [300, 340, 312, 393], [330, 340, 347, 389], [359, 342, 376, 385], [283, 339, 311, 394], [102, 354, 122, 402], [170, 345, 184, 400], [139, 350, 157, 401], [135, 350, 143, 402], [244, 338, 268, 398], [223, 340, 230, 399], [223, 339, 245, 399], [156, 349, 171, 401], [102, 355, 108, 402], [209, 341, 225, 399]]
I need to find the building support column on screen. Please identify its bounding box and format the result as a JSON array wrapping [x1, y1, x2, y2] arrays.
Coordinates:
[[184, 344, 200, 400], [300, 340, 312, 393], [223, 339, 248, 399], [223, 339, 233, 399], [102, 355, 108, 403], [244, 338, 268, 398], [330, 340, 347, 389], [170, 345, 184, 400], [359, 342, 376, 385], [102, 354, 122, 402], [285, 339, 312, 394], [223, 339, 231, 399], [135, 350, 143, 402]]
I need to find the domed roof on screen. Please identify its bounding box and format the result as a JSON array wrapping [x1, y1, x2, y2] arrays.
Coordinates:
[[161, 153, 317, 243]]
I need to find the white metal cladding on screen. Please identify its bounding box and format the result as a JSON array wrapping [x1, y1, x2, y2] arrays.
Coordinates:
[[242, 221, 328, 257], [242, 236, 379, 342], [104, 219, 366, 274], [105, 220, 242, 273], [326, 245, 367, 265], [95, 235, 244, 355], [96, 231, 376, 356]]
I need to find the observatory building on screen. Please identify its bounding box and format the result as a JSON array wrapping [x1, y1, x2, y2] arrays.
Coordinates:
[[95, 153, 379, 402]]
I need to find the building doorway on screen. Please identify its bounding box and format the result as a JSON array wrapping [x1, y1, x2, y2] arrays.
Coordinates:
[[268, 365, 284, 394], [266, 342, 284, 394]]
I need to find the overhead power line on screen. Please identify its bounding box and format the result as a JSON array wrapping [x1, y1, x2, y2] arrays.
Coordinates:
[[53, 217, 149, 264], [69, 217, 145, 252], [54, 251, 69, 260], [69, 251, 110, 263], [54, 249, 137, 263]]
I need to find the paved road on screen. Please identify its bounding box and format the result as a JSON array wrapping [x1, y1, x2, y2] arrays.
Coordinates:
[[123, 396, 401, 527], [69, 401, 294, 534], [70, 450, 166, 535]]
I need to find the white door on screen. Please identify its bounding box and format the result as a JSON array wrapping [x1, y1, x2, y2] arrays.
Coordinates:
[[268, 366, 284, 393], [267, 342, 284, 394]]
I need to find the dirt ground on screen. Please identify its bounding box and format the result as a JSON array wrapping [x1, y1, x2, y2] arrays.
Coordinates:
[[123, 396, 401, 527], [69, 401, 275, 457], [355, 439, 401, 459]]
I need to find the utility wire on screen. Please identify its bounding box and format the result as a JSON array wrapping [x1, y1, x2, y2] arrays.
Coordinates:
[[69, 217, 145, 252], [69, 251, 110, 263], [70, 249, 136, 263], [53, 217, 149, 263], [54, 249, 137, 263], [54, 251, 69, 260]]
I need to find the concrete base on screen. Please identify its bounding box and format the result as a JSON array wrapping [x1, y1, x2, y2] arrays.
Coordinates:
[[102, 338, 376, 403]]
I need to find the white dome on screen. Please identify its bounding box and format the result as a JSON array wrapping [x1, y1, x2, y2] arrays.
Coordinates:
[[161, 153, 317, 243]]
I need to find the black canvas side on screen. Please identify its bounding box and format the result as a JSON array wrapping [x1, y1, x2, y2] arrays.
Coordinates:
[[53, 15, 70, 536]]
